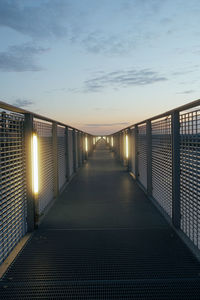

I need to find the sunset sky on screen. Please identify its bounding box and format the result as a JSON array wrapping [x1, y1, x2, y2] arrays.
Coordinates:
[[0, 0, 200, 134]]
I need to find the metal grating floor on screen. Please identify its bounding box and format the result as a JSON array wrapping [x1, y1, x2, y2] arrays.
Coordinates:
[[1, 140, 200, 299]]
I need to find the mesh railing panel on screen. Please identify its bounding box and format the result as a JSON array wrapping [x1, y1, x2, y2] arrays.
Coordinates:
[[138, 124, 147, 189], [68, 129, 74, 177], [34, 120, 54, 214], [0, 112, 27, 264], [180, 109, 200, 249], [152, 117, 172, 217], [57, 126, 67, 191]]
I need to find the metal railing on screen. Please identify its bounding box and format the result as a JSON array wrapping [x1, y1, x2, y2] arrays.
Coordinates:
[[1, 98, 200, 264], [0, 101, 93, 265], [109, 99, 200, 255]]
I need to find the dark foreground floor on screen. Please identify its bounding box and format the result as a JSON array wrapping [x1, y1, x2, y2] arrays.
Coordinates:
[[1, 140, 200, 299]]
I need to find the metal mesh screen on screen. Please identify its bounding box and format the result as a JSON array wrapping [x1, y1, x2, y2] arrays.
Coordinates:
[[57, 126, 67, 191], [152, 117, 172, 217], [138, 124, 147, 189], [68, 129, 74, 177], [0, 112, 27, 264], [180, 109, 200, 249], [34, 120, 54, 214]]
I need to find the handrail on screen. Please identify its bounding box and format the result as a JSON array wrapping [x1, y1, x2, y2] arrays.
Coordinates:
[[112, 98, 200, 134], [0, 100, 89, 135]]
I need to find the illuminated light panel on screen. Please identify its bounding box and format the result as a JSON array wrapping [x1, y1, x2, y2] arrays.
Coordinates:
[[125, 134, 129, 159], [93, 137, 95, 145], [32, 134, 39, 194], [85, 137, 88, 152], [111, 136, 114, 147]]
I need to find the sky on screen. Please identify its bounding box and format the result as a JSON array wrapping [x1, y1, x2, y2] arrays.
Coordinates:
[[0, 0, 200, 135]]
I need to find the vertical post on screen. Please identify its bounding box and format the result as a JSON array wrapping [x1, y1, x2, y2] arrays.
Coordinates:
[[172, 110, 181, 228], [77, 132, 81, 168], [147, 120, 152, 197], [127, 129, 131, 171], [85, 134, 88, 160], [65, 126, 70, 181], [135, 125, 139, 181], [80, 132, 84, 165], [80, 132, 84, 163], [118, 133, 120, 159], [73, 129, 77, 172], [24, 113, 35, 231], [52, 122, 59, 198], [120, 132, 123, 161]]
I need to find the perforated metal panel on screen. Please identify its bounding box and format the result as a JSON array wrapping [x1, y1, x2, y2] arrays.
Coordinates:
[[180, 109, 200, 249], [57, 126, 67, 191], [34, 120, 54, 214], [152, 117, 172, 217], [137, 124, 147, 189], [0, 111, 27, 264], [68, 129, 74, 177]]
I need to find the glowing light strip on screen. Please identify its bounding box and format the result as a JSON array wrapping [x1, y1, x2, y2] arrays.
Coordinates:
[[85, 137, 88, 152], [33, 134, 39, 194], [111, 136, 114, 147], [125, 135, 129, 159]]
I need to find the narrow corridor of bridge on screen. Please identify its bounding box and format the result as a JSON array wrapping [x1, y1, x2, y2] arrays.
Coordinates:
[[1, 139, 200, 299]]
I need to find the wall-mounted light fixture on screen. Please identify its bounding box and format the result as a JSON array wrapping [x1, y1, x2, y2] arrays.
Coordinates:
[[111, 136, 114, 147], [125, 134, 129, 159], [32, 133, 39, 194], [85, 136, 88, 152]]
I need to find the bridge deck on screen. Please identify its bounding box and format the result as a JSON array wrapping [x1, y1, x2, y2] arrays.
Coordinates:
[[1, 140, 200, 299]]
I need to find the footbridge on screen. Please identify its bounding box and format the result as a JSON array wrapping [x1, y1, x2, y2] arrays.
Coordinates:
[[0, 99, 200, 299]]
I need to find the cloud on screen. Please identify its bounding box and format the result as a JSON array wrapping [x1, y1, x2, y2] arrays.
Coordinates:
[[172, 65, 199, 76], [0, 0, 68, 39], [81, 31, 137, 55], [12, 99, 34, 108], [121, 0, 165, 18], [84, 122, 129, 127], [177, 90, 195, 95], [83, 69, 167, 92], [0, 43, 49, 72]]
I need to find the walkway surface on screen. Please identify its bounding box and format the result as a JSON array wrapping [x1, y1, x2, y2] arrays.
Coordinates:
[[1, 140, 200, 299]]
